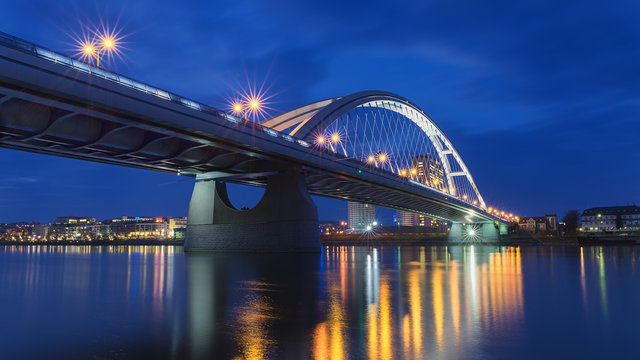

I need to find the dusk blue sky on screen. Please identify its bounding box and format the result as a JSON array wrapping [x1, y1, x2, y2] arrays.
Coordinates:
[[1, 0, 639, 224]]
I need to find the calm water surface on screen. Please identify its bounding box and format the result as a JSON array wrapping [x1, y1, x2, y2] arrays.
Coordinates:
[[0, 245, 638, 359]]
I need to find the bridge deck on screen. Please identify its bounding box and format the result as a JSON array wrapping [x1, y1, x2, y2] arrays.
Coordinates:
[[0, 32, 502, 224]]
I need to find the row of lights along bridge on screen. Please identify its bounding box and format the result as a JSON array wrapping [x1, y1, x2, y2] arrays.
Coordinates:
[[71, 23, 519, 224]]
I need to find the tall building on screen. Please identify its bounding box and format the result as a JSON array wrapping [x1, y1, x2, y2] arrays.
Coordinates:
[[396, 210, 446, 230], [396, 210, 417, 226], [348, 202, 375, 231], [581, 206, 640, 232], [412, 154, 445, 190]]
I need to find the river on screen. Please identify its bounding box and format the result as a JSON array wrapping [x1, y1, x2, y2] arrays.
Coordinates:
[[0, 245, 637, 359]]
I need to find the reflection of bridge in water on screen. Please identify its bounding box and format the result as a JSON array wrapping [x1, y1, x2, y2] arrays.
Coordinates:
[[313, 246, 524, 359], [0, 32, 511, 251], [0, 245, 623, 358]]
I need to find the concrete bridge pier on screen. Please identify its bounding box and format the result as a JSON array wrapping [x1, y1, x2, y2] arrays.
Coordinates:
[[448, 221, 500, 243], [499, 222, 509, 235], [185, 170, 320, 252]]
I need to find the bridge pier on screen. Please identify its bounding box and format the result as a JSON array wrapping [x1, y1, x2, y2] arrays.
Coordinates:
[[184, 170, 320, 252], [499, 222, 509, 235], [448, 221, 500, 243]]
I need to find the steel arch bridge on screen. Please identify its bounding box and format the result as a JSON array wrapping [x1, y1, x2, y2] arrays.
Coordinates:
[[264, 90, 486, 210], [0, 30, 511, 250]]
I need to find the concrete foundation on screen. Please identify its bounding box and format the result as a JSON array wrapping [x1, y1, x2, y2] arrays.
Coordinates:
[[185, 170, 320, 252], [448, 221, 500, 243]]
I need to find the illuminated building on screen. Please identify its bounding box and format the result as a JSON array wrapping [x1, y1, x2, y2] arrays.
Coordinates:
[[348, 202, 375, 231], [109, 217, 171, 239], [396, 210, 417, 226], [411, 154, 444, 190], [395, 210, 447, 230], [319, 221, 348, 235], [581, 206, 640, 232], [49, 216, 101, 240], [167, 217, 188, 238], [52, 216, 96, 224], [518, 215, 557, 233]]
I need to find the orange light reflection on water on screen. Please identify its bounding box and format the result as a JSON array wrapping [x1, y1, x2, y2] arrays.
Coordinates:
[[313, 246, 524, 359]]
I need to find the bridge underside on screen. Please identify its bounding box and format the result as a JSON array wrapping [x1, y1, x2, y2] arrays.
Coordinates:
[[0, 36, 507, 251], [0, 87, 489, 224]]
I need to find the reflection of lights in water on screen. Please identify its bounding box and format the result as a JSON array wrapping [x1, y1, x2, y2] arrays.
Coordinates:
[[312, 246, 525, 359], [598, 247, 608, 319], [234, 284, 276, 360], [432, 264, 444, 350], [580, 247, 587, 308]]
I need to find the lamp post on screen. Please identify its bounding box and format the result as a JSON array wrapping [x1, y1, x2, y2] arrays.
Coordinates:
[[83, 37, 115, 68]]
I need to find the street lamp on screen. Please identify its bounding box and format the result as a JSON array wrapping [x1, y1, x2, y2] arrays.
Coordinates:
[[80, 35, 116, 68]]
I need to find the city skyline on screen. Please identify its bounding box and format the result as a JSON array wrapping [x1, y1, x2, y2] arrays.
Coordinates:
[[2, 0, 639, 224]]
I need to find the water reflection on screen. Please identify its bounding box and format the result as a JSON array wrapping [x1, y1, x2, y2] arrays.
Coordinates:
[[310, 246, 524, 359], [0, 245, 184, 359], [1, 245, 639, 359], [186, 252, 321, 359]]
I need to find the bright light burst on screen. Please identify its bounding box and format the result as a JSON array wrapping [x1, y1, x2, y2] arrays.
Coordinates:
[[463, 224, 481, 242], [225, 74, 277, 122], [70, 17, 129, 68]]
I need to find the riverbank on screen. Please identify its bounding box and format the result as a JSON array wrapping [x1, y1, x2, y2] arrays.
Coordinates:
[[321, 232, 640, 246], [0, 239, 184, 246], [321, 233, 541, 246]]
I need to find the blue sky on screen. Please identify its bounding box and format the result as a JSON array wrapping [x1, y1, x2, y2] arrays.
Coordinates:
[[1, 0, 639, 224]]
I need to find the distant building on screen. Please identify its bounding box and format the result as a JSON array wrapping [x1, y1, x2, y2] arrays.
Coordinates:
[[52, 216, 96, 225], [581, 206, 640, 232], [167, 217, 187, 238], [348, 202, 375, 231], [518, 215, 557, 233], [49, 216, 98, 240], [395, 210, 446, 230], [319, 221, 348, 235], [412, 154, 445, 190], [109, 217, 171, 239], [396, 210, 417, 226]]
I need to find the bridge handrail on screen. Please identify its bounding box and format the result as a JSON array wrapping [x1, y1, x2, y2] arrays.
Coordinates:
[[0, 31, 320, 150], [0, 32, 242, 119], [0, 32, 507, 223]]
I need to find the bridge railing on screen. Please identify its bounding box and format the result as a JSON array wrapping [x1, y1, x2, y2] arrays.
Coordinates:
[[0, 31, 319, 148], [0, 32, 505, 222]]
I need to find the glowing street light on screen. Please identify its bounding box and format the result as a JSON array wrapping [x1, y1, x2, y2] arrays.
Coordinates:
[[410, 168, 417, 175], [331, 133, 340, 143], [233, 103, 243, 114], [378, 153, 387, 162], [400, 169, 407, 176], [367, 155, 375, 163], [316, 135, 326, 145]]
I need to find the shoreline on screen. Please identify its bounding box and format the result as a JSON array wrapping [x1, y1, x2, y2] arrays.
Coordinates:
[[0, 239, 185, 246], [1, 234, 637, 247]]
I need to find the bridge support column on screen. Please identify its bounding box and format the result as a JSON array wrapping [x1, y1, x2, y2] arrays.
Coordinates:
[[185, 170, 320, 252], [499, 223, 508, 235], [448, 223, 464, 242], [448, 221, 500, 243]]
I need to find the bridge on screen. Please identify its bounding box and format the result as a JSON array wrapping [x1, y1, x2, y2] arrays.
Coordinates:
[[0, 32, 509, 251]]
